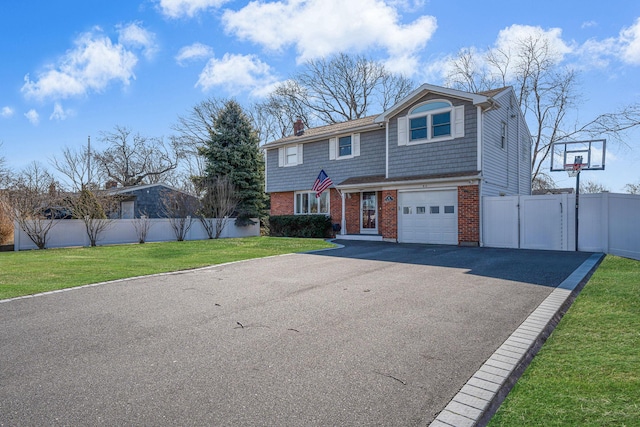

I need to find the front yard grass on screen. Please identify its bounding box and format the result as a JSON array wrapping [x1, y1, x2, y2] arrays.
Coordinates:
[[0, 237, 335, 300], [489, 255, 640, 426]]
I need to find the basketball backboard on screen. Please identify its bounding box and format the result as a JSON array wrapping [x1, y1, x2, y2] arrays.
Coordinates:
[[550, 139, 606, 172]]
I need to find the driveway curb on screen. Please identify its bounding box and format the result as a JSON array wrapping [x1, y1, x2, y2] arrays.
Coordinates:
[[429, 252, 605, 427]]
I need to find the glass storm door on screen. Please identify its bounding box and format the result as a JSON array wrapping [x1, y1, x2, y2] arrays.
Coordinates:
[[361, 192, 377, 233]]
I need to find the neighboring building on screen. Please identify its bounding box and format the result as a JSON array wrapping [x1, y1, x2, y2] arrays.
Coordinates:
[[263, 83, 532, 246], [107, 183, 198, 219]]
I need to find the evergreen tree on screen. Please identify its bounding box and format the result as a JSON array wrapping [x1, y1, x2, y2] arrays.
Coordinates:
[[198, 100, 265, 226]]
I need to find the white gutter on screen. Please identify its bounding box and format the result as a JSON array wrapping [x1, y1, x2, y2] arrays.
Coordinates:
[[341, 191, 346, 235], [385, 119, 389, 178]]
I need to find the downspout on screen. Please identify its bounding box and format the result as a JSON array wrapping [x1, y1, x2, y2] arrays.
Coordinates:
[[385, 120, 389, 179], [478, 106, 484, 247], [341, 191, 346, 235]]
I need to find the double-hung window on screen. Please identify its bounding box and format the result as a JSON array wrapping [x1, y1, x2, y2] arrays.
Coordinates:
[[278, 144, 303, 167], [329, 133, 360, 160], [338, 136, 352, 157], [295, 191, 329, 215], [286, 145, 297, 165]]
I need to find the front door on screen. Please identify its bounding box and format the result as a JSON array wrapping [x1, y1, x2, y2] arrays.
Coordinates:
[[361, 191, 377, 233]]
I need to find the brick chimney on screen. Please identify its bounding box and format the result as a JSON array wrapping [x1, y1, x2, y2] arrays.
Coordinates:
[[105, 180, 118, 189], [293, 117, 304, 136]]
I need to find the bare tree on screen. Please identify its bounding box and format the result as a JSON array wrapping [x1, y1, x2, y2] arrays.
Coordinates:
[[67, 188, 117, 247], [161, 190, 198, 241], [581, 180, 609, 194], [254, 53, 415, 142], [2, 162, 61, 249], [50, 145, 99, 192], [94, 126, 182, 187], [623, 182, 640, 195], [445, 35, 640, 185], [172, 98, 224, 178], [0, 141, 10, 189], [131, 212, 153, 244], [531, 173, 557, 193], [197, 176, 238, 239]]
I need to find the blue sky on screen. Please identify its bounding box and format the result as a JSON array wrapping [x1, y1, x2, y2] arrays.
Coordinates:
[[1, 0, 640, 191]]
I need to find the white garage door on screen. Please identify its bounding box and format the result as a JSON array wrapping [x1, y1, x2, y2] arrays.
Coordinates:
[[399, 190, 458, 245]]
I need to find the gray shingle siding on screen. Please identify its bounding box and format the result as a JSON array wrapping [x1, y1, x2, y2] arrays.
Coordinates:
[[266, 128, 386, 192], [388, 95, 478, 178], [127, 186, 169, 218]]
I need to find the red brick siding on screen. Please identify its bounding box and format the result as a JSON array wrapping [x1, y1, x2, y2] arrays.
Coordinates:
[[379, 190, 398, 240], [458, 185, 479, 245], [269, 191, 294, 216], [329, 189, 342, 227], [270, 190, 342, 235], [345, 193, 360, 234]]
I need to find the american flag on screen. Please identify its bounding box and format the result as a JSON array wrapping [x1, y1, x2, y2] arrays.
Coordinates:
[[312, 169, 333, 198]]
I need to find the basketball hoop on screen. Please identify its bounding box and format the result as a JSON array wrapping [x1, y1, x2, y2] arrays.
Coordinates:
[[564, 163, 583, 178]]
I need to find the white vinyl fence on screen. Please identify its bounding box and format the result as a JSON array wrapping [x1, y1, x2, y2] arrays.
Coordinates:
[[483, 193, 640, 260], [14, 218, 260, 251]]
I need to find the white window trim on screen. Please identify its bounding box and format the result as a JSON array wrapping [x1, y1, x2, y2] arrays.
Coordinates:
[[329, 133, 360, 160], [278, 143, 304, 167], [294, 190, 330, 215], [398, 101, 464, 146]]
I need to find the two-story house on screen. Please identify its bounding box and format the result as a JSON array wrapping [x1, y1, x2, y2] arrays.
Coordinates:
[[264, 83, 531, 246]]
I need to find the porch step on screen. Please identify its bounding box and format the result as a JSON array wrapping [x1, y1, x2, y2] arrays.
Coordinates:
[[336, 234, 384, 242]]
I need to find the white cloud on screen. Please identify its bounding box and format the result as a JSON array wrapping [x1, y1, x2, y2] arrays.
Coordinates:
[[1, 106, 14, 118], [619, 18, 640, 64], [24, 109, 40, 125], [156, 0, 230, 18], [49, 102, 74, 121], [222, 0, 437, 69], [176, 43, 214, 65], [494, 25, 573, 64], [196, 53, 277, 96], [117, 22, 159, 60], [581, 20, 598, 29], [21, 26, 145, 101]]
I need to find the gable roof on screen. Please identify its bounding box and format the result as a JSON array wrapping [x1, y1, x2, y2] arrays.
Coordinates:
[[262, 84, 512, 148], [262, 115, 379, 148], [374, 83, 506, 123], [107, 183, 190, 196]]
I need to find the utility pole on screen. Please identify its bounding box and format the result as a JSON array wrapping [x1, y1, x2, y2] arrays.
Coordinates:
[[87, 135, 91, 186]]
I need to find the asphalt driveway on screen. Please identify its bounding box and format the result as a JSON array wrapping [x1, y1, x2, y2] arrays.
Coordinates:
[[0, 241, 594, 426]]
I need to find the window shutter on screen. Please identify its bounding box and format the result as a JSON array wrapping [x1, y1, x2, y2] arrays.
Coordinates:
[[297, 144, 304, 164], [454, 105, 465, 138], [329, 137, 337, 160], [397, 116, 408, 146], [353, 133, 360, 157], [278, 147, 284, 167]]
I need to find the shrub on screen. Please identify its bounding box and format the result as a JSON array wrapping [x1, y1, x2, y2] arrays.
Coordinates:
[[0, 201, 13, 244], [268, 215, 332, 238]]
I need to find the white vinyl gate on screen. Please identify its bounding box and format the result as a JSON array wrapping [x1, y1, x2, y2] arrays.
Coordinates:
[[482, 193, 640, 260]]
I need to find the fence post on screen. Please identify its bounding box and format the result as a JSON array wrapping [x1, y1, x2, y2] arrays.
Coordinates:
[[601, 192, 609, 254]]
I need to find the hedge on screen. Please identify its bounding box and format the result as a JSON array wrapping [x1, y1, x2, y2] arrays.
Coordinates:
[[268, 215, 333, 238]]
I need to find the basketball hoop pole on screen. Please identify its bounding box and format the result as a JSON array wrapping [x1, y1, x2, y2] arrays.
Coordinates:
[[574, 169, 580, 252], [551, 140, 606, 252]]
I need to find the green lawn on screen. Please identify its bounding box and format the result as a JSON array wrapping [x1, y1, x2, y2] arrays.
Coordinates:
[[0, 237, 335, 300], [489, 255, 640, 426]]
